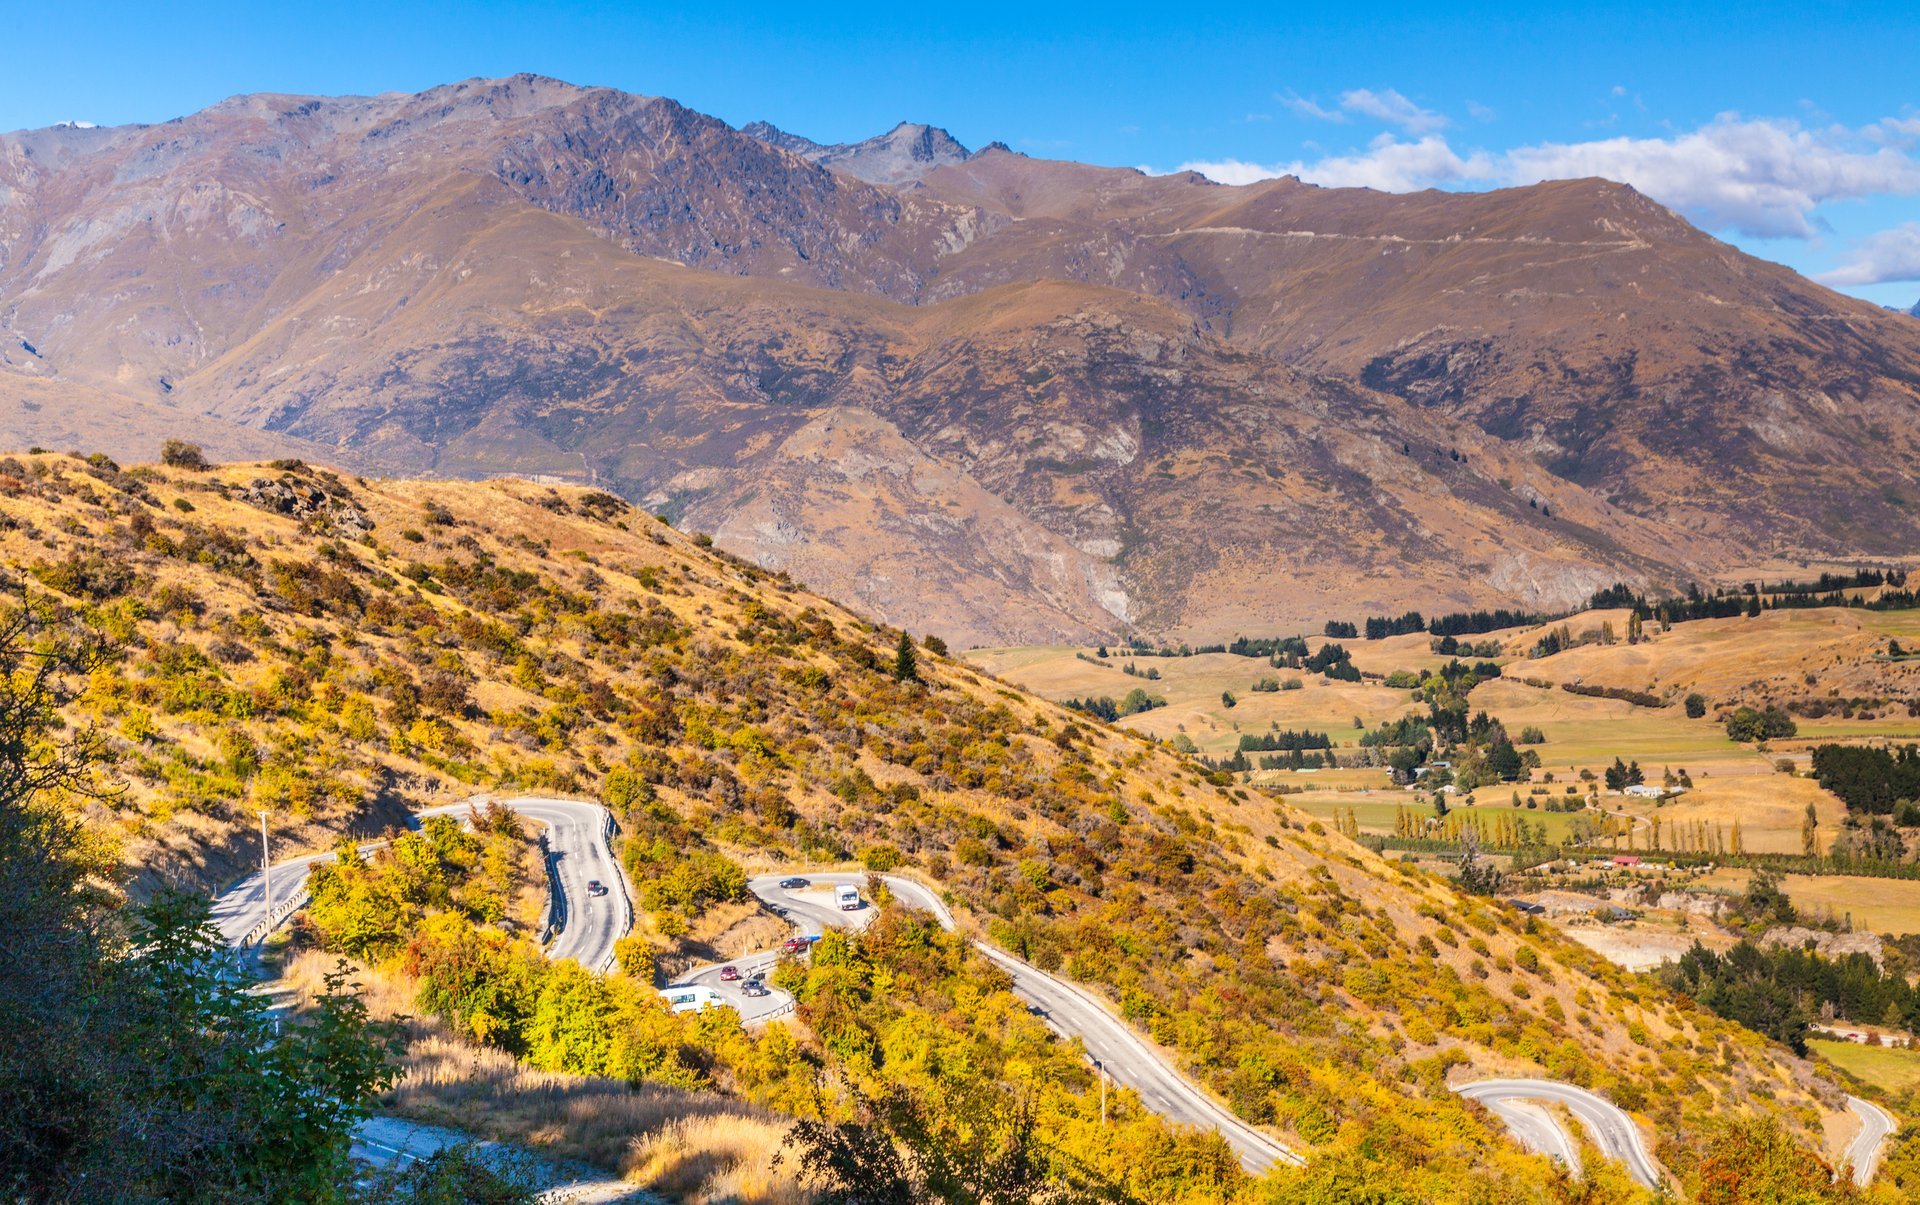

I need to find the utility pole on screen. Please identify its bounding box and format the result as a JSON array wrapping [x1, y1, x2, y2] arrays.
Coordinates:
[[259, 808, 273, 924], [1097, 1059, 1106, 1126]]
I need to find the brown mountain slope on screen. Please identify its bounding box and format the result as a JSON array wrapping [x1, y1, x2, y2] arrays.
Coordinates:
[[3, 76, 1918, 642], [911, 158, 1920, 554], [0, 452, 1871, 1196], [178, 178, 1685, 639]]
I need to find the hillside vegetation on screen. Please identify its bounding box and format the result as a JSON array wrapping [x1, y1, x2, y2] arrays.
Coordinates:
[[0, 450, 1898, 1200]]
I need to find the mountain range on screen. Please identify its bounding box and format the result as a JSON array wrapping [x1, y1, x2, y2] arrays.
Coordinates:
[[3, 74, 1919, 644]]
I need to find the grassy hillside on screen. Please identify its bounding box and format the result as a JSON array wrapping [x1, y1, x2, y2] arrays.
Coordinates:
[[0, 450, 1889, 1200]]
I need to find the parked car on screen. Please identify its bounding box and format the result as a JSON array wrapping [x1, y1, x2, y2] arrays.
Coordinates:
[[586, 879, 608, 898], [740, 981, 770, 998], [778, 876, 810, 890], [718, 965, 740, 982]]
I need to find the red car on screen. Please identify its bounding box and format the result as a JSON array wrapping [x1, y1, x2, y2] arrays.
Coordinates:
[[718, 965, 740, 982], [781, 936, 811, 955]]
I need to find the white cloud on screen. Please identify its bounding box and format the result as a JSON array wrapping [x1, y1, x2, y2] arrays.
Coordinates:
[[1465, 100, 1497, 123], [1277, 92, 1346, 123], [1276, 87, 1447, 132], [1818, 223, 1920, 286], [1175, 113, 1920, 242], [1294, 134, 1491, 191], [1867, 115, 1920, 145], [1339, 88, 1448, 134], [1177, 158, 1278, 186], [1502, 116, 1920, 238], [1181, 135, 1489, 192]]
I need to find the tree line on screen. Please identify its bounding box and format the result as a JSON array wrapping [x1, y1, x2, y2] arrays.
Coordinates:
[[1658, 937, 1920, 1056], [1237, 728, 1333, 752]]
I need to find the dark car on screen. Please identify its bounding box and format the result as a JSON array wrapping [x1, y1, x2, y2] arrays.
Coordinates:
[[740, 981, 771, 998], [778, 876, 810, 890], [586, 879, 608, 898], [718, 964, 740, 982]]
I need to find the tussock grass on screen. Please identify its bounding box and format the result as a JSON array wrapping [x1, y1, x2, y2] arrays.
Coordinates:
[[284, 952, 812, 1203]]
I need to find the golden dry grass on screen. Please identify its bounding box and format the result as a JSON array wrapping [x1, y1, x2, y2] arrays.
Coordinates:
[[282, 952, 812, 1203], [397, 1035, 807, 1205], [1691, 869, 1920, 937], [965, 645, 1419, 756], [974, 609, 1920, 856]]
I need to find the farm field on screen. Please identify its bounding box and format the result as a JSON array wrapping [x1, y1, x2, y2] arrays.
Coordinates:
[[1283, 794, 1585, 843], [973, 605, 1920, 858], [967, 645, 1421, 756], [1693, 868, 1920, 936], [1810, 1039, 1920, 1098], [1468, 677, 1849, 854]]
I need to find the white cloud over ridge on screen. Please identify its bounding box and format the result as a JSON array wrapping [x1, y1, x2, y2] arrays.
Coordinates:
[[1505, 117, 1920, 238], [1818, 223, 1920, 286], [1175, 113, 1920, 243], [1184, 134, 1488, 192]]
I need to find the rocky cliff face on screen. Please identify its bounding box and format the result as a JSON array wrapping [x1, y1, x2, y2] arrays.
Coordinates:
[[3, 75, 1919, 643]]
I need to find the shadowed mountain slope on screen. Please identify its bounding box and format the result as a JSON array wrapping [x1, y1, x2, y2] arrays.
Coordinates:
[[4, 75, 1918, 642]]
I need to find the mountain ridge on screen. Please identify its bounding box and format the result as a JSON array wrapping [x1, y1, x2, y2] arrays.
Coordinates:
[[3, 74, 1918, 643]]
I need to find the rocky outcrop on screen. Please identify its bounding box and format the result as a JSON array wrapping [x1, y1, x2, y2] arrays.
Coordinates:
[[1759, 926, 1886, 966], [238, 475, 372, 539]]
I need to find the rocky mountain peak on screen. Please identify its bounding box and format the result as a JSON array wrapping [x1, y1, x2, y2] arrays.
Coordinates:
[[737, 119, 822, 156], [739, 118, 969, 184]]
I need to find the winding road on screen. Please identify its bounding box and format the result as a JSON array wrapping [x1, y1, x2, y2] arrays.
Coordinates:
[[1456, 1077, 1898, 1190], [1454, 1078, 1662, 1188], [213, 796, 630, 973], [687, 871, 1304, 1175], [214, 815, 1896, 1189], [1845, 1095, 1898, 1187]]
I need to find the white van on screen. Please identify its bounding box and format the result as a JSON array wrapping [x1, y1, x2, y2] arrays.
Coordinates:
[[661, 985, 725, 1015], [835, 883, 862, 911]]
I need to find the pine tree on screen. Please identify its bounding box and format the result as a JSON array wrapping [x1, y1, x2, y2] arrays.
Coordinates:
[[893, 631, 919, 682]]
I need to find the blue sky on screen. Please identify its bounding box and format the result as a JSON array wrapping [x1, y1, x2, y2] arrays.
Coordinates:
[[5, 1, 1917, 305]]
